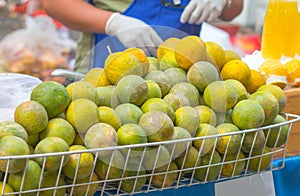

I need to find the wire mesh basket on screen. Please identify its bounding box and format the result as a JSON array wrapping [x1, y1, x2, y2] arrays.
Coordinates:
[[0, 113, 299, 196]]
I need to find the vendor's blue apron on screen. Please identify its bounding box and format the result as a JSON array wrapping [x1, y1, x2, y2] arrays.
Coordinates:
[[87, 0, 202, 69]]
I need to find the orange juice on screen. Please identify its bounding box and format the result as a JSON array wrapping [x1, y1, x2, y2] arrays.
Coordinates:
[[261, 0, 298, 59], [261, 0, 283, 59], [296, 12, 300, 55], [280, 0, 298, 58]]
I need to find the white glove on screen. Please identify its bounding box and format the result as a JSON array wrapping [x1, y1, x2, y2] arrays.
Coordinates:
[[105, 13, 163, 56], [180, 0, 225, 25]]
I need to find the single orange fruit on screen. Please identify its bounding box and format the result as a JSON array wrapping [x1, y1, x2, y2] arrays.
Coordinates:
[[245, 70, 266, 94], [220, 60, 251, 86], [285, 58, 300, 87]]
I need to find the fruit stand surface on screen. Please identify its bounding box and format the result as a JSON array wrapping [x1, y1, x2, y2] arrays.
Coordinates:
[[282, 88, 300, 157]]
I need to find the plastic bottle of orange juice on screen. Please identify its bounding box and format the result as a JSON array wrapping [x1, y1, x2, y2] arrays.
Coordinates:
[[261, 0, 283, 59], [296, 9, 300, 56], [261, 0, 298, 59], [280, 0, 298, 58]]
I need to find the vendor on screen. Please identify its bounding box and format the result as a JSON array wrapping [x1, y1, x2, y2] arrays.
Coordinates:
[[42, 0, 243, 73]]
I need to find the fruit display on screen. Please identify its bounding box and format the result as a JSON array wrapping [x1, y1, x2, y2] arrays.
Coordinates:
[[0, 35, 299, 195]]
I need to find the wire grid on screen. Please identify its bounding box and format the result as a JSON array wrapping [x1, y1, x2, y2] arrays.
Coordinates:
[[0, 113, 299, 196]]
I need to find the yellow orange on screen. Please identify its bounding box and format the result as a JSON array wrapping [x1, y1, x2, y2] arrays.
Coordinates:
[[205, 41, 226, 70], [174, 36, 207, 70], [104, 51, 142, 84], [124, 47, 149, 76], [259, 59, 288, 89], [157, 37, 180, 61], [220, 60, 251, 86], [245, 70, 267, 94], [224, 50, 240, 64], [285, 58, 300, 87], [83, 68, 111, 87]]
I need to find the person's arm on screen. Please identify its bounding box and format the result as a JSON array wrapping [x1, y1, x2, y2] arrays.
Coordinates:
[[42, 0, 112, 33], [219, 0, 244, 21], [42, 0, 163, 56]]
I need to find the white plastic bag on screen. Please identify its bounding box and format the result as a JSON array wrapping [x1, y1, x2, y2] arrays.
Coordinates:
[[0, 16, 76, 83], [0, 73, 42, 121]]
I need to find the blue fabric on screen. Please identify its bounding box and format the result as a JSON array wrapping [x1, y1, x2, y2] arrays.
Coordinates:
[[272, 156, 300, 196], [88, 0, 202, 68]]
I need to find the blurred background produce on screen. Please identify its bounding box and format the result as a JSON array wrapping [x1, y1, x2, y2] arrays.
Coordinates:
[[0, 0, 77, 84]]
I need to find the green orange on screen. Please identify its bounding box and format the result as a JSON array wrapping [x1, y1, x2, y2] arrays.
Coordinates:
[[144, 70, 171, 96], [203, 81, 238, 113], [40, 118, 75, 146], [98, 106, 122, 130], [194, 151, 222, 181], [216, 123, 241, 155], [95, 150, 125, 180], [257, 84, 287, 112], [0, 121, 28, 141], [248, 91, 279, 126], [175, 146, 200, 174], [174, 106, 200, 136], [62, 145, 94, 180], [151, 161, 178, 188], [34, 137, 69, 171], [66, 81, 98, 103], [264, 115, 289, 148], [221, 151, 246, 177], [115, 75, 148, 106], [66, 98, 99, 134], [232, 100, 265, 129], [139, 111, 174, 142], [194, 105, 217, 126], [193, 124, 218, 156], [114, 103, 143, 125], [165, 126, 192, 160], [14, 101, 48, 134], [145, 80, 162, 99], [164, 68, 187, 87], [84, 123, 117, 157], [8, 160, 42, 196], [141, 98, 175, 122], [169, 82, 200, 107], [117, 123, 147, 151], [0, 135, 30, 173], [187, 61, 220, 93], [30, 81, 70, 118], [143, 146, 171, 170], [248, 147, 271, 172]]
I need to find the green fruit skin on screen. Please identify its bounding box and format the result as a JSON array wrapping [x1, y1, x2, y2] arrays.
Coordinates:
[[0, 121, 28, 141], [30, 81, 70, 118], [0, 136, 30, 173], [195, 151, 222, 181], [264, 115, 289, 148], [62, 145, 94, 180], [34, 137, 70, 171], [8, 160, 42, 196]]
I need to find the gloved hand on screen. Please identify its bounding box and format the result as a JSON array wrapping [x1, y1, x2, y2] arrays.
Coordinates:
[[105, 13, 163, 56], [180, 0, 225, 25]]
